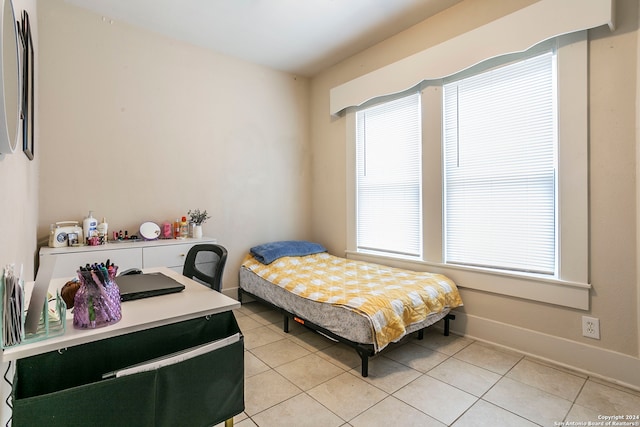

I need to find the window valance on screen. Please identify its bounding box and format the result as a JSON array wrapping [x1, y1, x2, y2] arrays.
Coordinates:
[[330, 0, 614, 116]]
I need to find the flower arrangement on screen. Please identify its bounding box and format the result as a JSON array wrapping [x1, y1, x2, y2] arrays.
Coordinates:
[[188, 209, 211, 226]]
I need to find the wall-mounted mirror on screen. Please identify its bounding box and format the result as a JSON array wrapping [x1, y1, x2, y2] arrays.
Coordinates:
[[0, 0, 20, 155]]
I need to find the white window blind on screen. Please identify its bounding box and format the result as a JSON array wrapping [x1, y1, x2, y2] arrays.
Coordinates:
[[443, 51, 557, 274], [356, 93, 422, 257]]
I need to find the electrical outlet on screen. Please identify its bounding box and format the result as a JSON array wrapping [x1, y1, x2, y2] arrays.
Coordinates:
[[582, 316, 600, 339]]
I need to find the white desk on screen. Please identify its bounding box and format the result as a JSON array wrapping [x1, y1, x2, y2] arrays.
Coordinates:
[[2, 267, 240, 362], [2, 267, 243, 426]]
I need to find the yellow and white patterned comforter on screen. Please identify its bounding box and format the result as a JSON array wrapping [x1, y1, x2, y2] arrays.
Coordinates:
[[241, 252, 463, 351]]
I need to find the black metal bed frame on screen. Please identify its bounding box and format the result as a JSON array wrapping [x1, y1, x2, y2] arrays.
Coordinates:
[[238, 287, 455, 377]]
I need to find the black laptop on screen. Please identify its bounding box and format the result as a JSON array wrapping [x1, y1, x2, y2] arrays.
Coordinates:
[[116, 272, 185, 302]]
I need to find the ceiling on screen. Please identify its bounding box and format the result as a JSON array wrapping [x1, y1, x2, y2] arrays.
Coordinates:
[[64, 0, 462, 77]]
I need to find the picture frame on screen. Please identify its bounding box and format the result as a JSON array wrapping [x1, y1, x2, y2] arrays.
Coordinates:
[[20, 10, 33, 160], [67, 232, 79, 246]]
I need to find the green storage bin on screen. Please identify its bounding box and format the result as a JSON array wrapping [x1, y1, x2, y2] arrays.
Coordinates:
[[12, 311, 244, 427]]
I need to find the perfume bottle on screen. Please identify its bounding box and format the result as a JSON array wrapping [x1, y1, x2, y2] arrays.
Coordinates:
[[179, 216, 188, 239], [174, 218, 180, 239]]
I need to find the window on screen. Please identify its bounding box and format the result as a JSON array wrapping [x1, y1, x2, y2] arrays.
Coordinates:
[[347, 33, 589, 309], [443, 51, 557, 275], [355, 93, 422, 257]]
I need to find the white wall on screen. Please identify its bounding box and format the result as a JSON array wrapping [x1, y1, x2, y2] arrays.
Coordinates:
[[37, 0, 312, 294], [309, 0, 640, 389], [0, 0, 38, 281], [0, 1, 37, 423]]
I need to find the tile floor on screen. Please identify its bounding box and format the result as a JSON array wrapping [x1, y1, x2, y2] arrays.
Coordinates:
[[217, 301, 640, 427]]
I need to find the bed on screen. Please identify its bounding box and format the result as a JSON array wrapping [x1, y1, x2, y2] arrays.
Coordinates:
[[238, 241, 463, 377]]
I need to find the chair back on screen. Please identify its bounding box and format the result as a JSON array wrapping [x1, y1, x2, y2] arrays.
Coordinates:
[[182, 244, 228, 292]]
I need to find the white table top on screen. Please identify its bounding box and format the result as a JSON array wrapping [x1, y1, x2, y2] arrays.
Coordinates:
[[1, 267, 240, 362]]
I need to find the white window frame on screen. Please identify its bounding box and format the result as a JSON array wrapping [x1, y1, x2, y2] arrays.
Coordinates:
[[346, 32, 589, 310]]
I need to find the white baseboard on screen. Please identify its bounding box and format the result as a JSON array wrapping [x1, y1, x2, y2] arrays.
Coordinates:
[[450, 311, 640, 391]]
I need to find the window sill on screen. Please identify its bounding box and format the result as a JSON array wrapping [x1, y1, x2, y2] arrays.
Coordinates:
[[345, 250, 590, 310]]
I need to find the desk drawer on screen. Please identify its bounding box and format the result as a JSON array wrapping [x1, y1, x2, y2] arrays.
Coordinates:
[[143, 243, 193, 268], [43, 248, 142, 278]]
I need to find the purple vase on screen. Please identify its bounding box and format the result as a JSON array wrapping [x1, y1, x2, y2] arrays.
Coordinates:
[[73, 266, 122, 329]]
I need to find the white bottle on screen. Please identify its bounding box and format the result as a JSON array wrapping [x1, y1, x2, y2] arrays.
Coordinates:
[[97, 217, 109, 242], [83, 211, 98, 243]]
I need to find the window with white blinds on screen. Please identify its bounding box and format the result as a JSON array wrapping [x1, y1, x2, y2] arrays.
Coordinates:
[[356, 93, 422, 257], [443, 51, 557, 274], [347, 33, 588, 308]]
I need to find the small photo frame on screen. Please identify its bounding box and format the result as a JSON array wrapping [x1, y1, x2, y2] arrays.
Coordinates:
[[67, 232, 79, 246]]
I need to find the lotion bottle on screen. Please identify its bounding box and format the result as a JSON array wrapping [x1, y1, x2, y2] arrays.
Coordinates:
[[97, 217, 108, 242], [83, 211, 98, 243]]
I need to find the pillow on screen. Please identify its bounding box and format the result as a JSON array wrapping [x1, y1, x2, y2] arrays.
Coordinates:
[[250, 240, 327, 265]]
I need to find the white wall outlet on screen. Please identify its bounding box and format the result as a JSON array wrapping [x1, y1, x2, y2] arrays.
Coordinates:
[[582, 316, 600, 339]]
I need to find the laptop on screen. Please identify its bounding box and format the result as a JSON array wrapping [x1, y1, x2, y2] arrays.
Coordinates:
[[116, 272, 185, 302]]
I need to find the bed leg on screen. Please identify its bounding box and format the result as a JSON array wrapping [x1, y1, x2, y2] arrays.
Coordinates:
[[444, 314, 456, 336], [283, 315, 289, 333], [361, 353, 369, 377], [417, 329, 424, 340], [353, 347, 370, 377]]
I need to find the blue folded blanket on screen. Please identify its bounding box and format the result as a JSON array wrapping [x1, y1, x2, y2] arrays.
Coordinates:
[[250, 240, 327, 265]]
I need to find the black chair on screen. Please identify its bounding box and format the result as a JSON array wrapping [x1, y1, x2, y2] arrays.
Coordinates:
[[182, 244, 228, 292]]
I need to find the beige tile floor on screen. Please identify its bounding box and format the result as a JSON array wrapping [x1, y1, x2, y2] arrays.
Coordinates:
[[217, 301, 640, 427]]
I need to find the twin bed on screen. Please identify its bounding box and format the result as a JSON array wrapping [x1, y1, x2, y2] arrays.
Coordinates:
[[238, 241, 463, 377]]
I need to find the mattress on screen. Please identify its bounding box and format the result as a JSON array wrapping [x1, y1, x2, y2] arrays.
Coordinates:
[[239, 253, 463, 352]]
